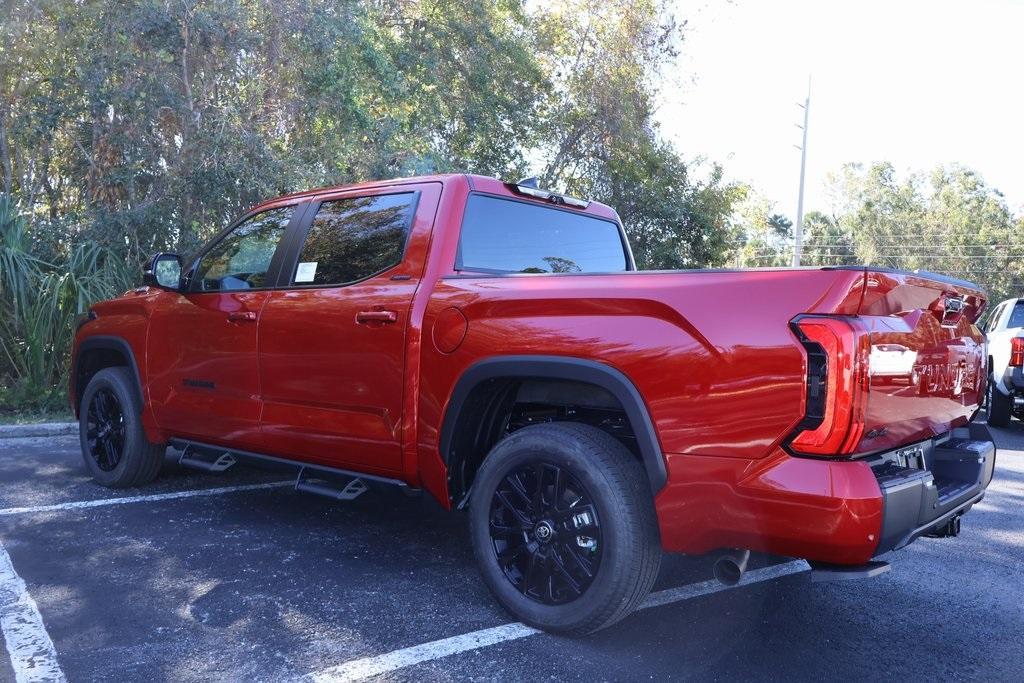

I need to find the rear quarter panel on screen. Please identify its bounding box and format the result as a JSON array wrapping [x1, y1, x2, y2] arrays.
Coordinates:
[[416, 267, 869, 504]]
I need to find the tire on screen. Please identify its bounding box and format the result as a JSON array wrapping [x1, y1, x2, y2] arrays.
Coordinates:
[[468, 422, 661, 635], [79, 367, 165, 487], [987, 377, 1013, 427]]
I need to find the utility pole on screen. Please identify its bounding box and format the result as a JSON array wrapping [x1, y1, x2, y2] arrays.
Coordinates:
[[793, 77, 810, 267]]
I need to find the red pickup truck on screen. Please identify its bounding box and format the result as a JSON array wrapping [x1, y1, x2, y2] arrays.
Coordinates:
[[71, 174, 996, 634]]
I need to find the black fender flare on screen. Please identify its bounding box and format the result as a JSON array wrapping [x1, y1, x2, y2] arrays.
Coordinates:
[[74, 336, 145, 412], [439, 355, 667, 493]]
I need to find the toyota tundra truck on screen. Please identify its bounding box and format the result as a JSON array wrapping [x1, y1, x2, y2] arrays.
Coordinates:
[[71, 174, 996, 634]]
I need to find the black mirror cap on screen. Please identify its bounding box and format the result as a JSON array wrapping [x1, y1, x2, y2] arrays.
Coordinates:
[[143, 252, 184, 290]]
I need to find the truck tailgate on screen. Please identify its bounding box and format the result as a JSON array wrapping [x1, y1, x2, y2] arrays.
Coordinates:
[[853, 269, 987, 453]]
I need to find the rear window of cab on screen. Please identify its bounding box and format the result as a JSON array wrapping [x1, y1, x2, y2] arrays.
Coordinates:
[[456, 194, 629, 274]]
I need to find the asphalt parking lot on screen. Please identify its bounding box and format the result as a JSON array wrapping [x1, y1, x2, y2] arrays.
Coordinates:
[[1, 422, 1023, 682]]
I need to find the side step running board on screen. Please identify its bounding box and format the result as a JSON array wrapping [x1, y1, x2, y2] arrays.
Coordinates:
[[295, 467, 369, 501], [809, 560, 891, 582], [178, 446, 237, 472], [168, 438, 418, 499]]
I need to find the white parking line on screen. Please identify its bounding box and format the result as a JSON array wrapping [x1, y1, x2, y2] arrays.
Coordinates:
[[307, 623, 541, 683], [0, 481, 294, 517], [304, 560, 811, 682], [0, 540, 66, 683]]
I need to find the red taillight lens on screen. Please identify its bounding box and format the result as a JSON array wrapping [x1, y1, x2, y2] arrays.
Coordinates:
[[1011, 338, 1024, 367], [789, 317, 869, 456]]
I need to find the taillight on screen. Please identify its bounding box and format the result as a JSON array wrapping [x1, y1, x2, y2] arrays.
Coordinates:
[[788, 317, 869, 456], [1011, 338, 1024, 367]]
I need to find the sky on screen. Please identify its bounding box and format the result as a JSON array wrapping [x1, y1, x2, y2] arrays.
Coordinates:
[[658, 0, 1024, 220]]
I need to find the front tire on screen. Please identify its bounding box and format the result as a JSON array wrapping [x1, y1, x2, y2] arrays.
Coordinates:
[[469, 423, 661, 635], [987, 377, 1012, 427], [79, 367, 165, 487]]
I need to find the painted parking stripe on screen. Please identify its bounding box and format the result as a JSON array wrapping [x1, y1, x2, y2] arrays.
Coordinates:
[[307, 623, 541, 683], [0, 481, 294, 517], [304, 560, 811, 683], [0, 540, 66, 683]]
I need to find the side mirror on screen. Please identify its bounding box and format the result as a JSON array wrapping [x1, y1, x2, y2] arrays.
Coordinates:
[[143, 253, 183, 290]]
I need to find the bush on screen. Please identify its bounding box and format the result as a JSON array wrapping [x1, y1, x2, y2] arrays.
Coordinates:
[[0, 195, 136, 414]]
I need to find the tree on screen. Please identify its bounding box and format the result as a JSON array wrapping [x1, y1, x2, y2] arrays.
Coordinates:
[[800, 211, 857, 266], [529, 0, 742, 269], [749, 162, 1023, 301], [0, 0, 746, 411], [0, 0, 550, 259], [730, 188, 791, 268], [767, 214, 792, 240]]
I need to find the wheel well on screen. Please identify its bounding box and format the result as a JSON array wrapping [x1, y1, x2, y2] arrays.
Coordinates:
[[74, 346, 133, 413], [445, 377, 646, 505]]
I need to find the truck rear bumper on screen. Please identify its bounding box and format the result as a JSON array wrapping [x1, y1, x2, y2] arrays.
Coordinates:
[[655, 425, 995, 565], [873, 423, 995, 554]]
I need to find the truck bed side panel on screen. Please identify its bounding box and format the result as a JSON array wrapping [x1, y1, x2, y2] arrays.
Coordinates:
[[416, 268, 868, 506]]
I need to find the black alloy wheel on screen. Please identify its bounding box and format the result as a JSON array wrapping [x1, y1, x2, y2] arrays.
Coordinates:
[[489, 461, 603, 605], [86, 387, 126, 471], [470, 422, 660, 634], [78, 366, 165, 487]]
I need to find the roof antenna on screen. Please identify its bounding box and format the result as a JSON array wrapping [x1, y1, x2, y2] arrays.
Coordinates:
[[517, 176, 540, 189]]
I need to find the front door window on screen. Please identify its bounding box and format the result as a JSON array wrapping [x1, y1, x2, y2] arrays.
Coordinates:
[[193, 206, 294, 291]]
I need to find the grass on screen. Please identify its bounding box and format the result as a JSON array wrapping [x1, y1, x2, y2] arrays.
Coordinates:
[[0, 407, 75, 425]]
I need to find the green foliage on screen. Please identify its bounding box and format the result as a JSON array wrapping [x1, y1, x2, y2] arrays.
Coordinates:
[[729, 187, 793, 268], [737, 162, 1023, 302], [529, 0, 743, 269], [1, 195, 135, 412], [799, 211, 857, 266], [815, 163, 1023, 302], [0, 0, 746, 411]]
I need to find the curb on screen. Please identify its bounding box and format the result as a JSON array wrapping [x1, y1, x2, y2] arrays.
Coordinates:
[[0, 422, 78, 439]]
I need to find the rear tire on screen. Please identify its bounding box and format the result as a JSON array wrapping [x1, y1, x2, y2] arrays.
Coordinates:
[[79, 367, 165, 487], [468, 422, 661, 635], [987, 377, 1012, 427]]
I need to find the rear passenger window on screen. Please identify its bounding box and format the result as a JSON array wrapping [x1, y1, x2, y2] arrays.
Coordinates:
[[1007, 302, 1024, 329], [291, 193, 416, 286], [458, 194, 628, 274]]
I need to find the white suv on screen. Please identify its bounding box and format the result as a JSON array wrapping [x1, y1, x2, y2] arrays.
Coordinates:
[[984, 297, 1024, 426]]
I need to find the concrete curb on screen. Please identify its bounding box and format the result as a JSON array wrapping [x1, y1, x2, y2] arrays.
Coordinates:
[[0, 422, 78, 439]]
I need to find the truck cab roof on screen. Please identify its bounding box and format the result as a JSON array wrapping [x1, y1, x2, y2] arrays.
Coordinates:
[[250, 173, 621, 224]]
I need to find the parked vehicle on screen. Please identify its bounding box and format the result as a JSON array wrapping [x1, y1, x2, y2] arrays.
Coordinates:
[[71, 174, 996, 633], [983, 297, 1024, 426]]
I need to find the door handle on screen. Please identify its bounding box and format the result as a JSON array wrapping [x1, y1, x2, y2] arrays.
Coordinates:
[[228, 311, 257, 322], [356, 310, 398, 324]]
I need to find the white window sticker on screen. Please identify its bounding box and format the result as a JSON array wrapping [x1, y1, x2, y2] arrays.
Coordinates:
[[295, 261, 318, 283]]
